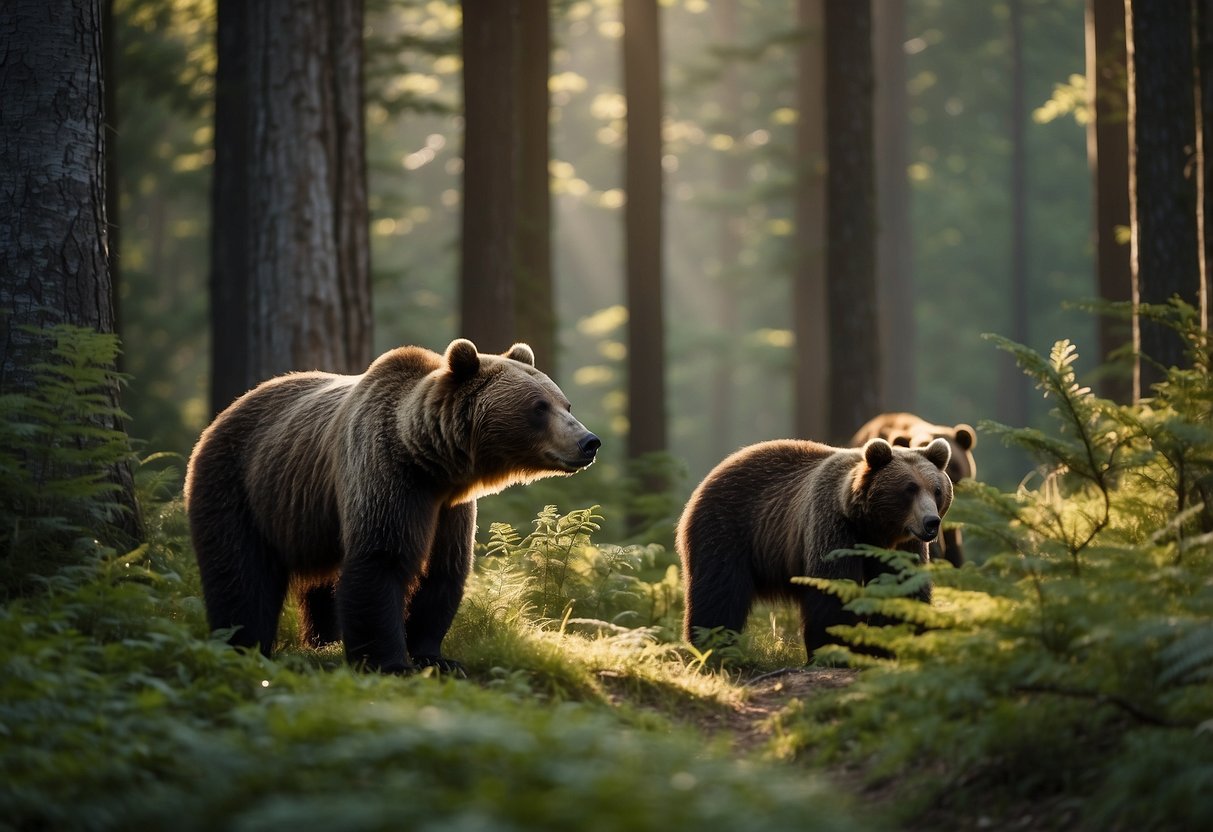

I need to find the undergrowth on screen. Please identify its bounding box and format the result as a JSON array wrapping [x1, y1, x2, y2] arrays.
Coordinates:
[[770, 302, 1213, 830]]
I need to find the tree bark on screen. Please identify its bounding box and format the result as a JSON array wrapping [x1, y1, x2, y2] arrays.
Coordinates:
[[1086, 0, 1133, 403], [824, 0, 879, 443], [623, 0, 667, 470], [873, 0, 915, 412], [515, 0, 556, 376], [0, 0, 140, 542], [461, 0, 519, 354], [793, 0, 828, 441], [1125, 0, 1202, 398], [211, 0, 372, 401]]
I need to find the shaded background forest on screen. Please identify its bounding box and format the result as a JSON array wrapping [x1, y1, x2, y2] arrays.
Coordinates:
[[117, 0, 1095, 531]]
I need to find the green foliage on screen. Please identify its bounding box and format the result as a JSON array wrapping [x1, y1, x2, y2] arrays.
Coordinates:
[[773, 313, 1213, 829], [0, 325, 138, 594]]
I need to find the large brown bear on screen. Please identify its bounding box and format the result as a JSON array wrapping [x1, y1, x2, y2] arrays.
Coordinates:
[[677, 437, 952, 660], [184, 339, 599, 673], [850, 412, 976, 566]]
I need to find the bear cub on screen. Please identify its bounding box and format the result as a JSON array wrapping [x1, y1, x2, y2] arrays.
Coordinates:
[[677, 437, 952, 660], [850, 412, 976, 565], [185, 339, 599, 673]]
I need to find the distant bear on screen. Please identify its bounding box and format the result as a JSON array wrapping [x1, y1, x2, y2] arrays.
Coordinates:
[[677, 437, 952, 660], [184, 340, 599, 673], [850, 412, 976, 566]]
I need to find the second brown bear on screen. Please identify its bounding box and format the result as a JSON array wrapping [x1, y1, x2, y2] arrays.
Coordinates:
[[677, 437, 953, 660]]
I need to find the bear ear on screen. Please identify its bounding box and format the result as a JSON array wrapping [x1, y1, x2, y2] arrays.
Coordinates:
[[954, 424, 976, 450], [863, 438, 894, 470], [504, 343, 535, 366], [922, 437, 952, 470], [445, 339, 480, 379]]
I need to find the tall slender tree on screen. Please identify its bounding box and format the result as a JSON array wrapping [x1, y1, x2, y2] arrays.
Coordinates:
[[793, 0, 828, 441], [0, 0, 140, 542], [515, 0, 556, 375], [873, 0, 915, 412], [211, 0, 372, 401], [824, 0, 879, 443], [1125, 0, 1202, 398], [1086, 0, 1133, 402], [623, 0, 668, 493], [998, 0, 1030, 429], [461, 0, 519, 354]]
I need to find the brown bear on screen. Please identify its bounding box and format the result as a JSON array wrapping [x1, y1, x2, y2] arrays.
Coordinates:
[[677, 437, 952, 661], [850, 412, 976, 566], [184, 339, 599, 673]]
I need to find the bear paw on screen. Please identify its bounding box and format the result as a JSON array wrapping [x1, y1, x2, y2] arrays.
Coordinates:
[[412, 654, 467, 677]]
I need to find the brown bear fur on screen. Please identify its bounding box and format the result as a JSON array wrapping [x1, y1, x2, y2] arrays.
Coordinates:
[[184, 339, 599, 673], [850, 412, 976, 566], [677, 437, 952, 660]]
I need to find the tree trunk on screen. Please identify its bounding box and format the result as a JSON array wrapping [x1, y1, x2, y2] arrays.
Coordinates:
[[515, 0, 556, 376], [211, 0, 371, 396], [1125, 0, 1202, 399], [1086, 0, 1133, 402], [623, 0, 667, 472], [824, 0, 879, 443], [710, 0, 743, 457], [0, 0, 140, 543], [873, 0, 915, 412], [210, 0, 251, 414], [998, 0, 1030, 428], [793, 0, 828, 441], [1197, 0, 1213, 332], [461, 0, 519, 354]]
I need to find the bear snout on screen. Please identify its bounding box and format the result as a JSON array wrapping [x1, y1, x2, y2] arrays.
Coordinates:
[[918, 515, 941, 541], [579, 433, 601, 458]]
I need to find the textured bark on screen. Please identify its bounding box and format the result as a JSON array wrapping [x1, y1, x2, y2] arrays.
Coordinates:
[[793, 0, 828, 441], [1198, 0, 1213, 331], [1125, 0, 1202, 398], [211, 0, 371, 401], [0, 0, 140, 541], [460, 0, 519, 354], [515, 0, 556, 375], [623, 0, 667, 465], [873, 0, 915, 412], [824, 0, 879, 443], [1086, 0, 1133, 402], [210, 0, 250, 414]]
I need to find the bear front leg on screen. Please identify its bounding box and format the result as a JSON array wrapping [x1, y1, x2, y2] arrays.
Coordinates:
[[337, 501, 439, 673], [406, 502, 475, 675]]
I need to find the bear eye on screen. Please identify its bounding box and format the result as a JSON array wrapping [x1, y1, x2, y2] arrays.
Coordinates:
[[904, 482, 919, 496], [935, 485, 942, 501], [533, 400, 551, 414]]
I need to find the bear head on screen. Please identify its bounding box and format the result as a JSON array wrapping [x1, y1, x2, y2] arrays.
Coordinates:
[[847, 437, 954, 549], [889, 423, 976, 485], [439, 339, 600, 499]]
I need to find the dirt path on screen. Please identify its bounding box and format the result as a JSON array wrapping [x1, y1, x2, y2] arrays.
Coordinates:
[[712, 667, 860, 753]]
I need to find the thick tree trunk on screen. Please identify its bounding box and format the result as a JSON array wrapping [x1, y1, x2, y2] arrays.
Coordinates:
[[0, 0, 140, 542], [1125, 0, 1202, 398], [873, 0, 915, 412], [793, 0, 828, 441], [461, 0, 519, 354], [824, 0, 879, 443], [623, 0, 667, 469], [210, 0, 251, 414], [211, 0, 371, 402], [1086, 0, 1133, 402], [516, 0, 556, 375]]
